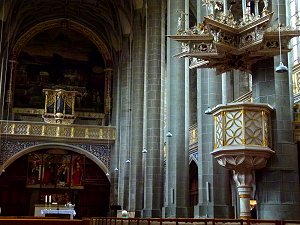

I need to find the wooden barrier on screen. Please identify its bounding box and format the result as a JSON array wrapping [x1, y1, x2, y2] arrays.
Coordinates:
[[82, 218, 300, 225], [1, 217, 299, 225], [0, 218, 90, 225]]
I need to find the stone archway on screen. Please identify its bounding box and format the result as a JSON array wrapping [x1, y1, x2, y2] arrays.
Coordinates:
[[0, 143, 111, 218], [189, 159, 198, 207], [11, 18, 112, 66], [1, 142, 110, 179], [8, 18, 113, 116]]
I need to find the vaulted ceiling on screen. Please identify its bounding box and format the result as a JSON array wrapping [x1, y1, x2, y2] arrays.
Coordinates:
[[0, 0, 145, 59]]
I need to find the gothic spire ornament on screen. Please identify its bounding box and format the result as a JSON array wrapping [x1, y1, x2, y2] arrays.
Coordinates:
[[169, 0, 300, 74]]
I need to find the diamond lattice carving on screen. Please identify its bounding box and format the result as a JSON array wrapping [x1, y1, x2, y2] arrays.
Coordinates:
[[244, 111, 263, 145], [215, 113, 223, 148], [15, 124, 27, 135], [212, 103, 273, 149], [224, 111, 243, 145]]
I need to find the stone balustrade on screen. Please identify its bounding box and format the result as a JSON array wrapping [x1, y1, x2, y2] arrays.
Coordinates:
[[0, 120, 115, 144]]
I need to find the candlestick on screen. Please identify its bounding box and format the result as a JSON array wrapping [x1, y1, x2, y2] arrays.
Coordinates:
[[49, 195, 51, 203], [45, 195, 48, 204]]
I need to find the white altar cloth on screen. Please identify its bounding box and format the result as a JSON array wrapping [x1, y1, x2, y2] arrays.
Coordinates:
[[40, 209, 76, 219]]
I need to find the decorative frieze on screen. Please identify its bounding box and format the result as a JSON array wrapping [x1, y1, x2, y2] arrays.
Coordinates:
[[0, 139, 111, 170]]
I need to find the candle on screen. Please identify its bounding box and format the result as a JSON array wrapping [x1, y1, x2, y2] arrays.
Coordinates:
[[45, 195, 48, 203], [49, 195, 51, 203]]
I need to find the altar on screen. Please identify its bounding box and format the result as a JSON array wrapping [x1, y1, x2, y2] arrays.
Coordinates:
[[34, 204, 76, 219]]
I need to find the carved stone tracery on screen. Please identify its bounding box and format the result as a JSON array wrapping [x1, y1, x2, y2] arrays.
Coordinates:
[[169, 1, 300, 74]]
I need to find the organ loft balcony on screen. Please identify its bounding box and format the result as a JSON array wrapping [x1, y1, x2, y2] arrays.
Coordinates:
[[1, 88, 115, 145]]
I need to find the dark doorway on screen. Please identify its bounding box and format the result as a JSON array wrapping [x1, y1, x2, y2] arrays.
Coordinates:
[[189, 160, 198, 206]]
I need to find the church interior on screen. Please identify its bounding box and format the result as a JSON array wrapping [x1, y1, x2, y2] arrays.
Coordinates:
[[0, 0, 300, 222]]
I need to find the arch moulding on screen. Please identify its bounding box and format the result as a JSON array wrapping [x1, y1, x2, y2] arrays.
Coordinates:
[[0, 142, 110, 182], [11, 18, 112, 67]]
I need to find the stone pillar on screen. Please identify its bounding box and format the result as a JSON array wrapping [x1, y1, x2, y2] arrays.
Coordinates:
[[190, 70, 197, 124], [116, 36, 132, 211], [6, 60, 17, 119], [193, 0, 233, 219], [252, 58, 300, 219], [254, 0, 259, 16], [233, 171, 254, 219], [242, 0, 247, 20], [194, 69, 233, 218], [143, 0, 164, 218], [129, 6, 146, 217], [163, 0, 189, 218], [104, 68, 112, 124], [222, 72, 234, 104], [109, 61, 122, 215], [233, 70, 251, 100], [250, 1, 300, 217]]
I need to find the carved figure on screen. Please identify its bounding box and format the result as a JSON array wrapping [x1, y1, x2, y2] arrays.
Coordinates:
[[263, 0, 268, 11], [176, 10, 188, 34]]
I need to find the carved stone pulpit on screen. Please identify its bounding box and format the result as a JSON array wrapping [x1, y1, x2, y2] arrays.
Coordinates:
[[210, 102, 274, 219], [42, 89, 78, 124]]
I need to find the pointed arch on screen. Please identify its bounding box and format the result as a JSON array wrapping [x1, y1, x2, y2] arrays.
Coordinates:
[[189, 153, 198, 166], [1, 142, 110, 182], [11, 18, 112, 67]]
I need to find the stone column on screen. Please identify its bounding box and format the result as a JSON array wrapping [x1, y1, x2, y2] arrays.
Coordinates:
[[129, 6, 146, 217], [233, 171, 255, 219], [254, 0, 259, 16], [194, 69, 233, 218], [233, 70, 251, 100], [193, 0, 233, 219], [143, 0, 164, 218], [104, 68, 112, 125], [242, 0, 247, 19], [109, 61, 122, 215], [222, 72, 234, 104], [250, 1, 300, 217], [6, 60, 17, 119], [116, 36, 132, 210], [163, 0, 189, 218], [252, 58, 300, 219]]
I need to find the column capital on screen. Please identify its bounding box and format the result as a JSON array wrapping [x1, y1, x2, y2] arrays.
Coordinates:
[[233, 170, 255, 187]]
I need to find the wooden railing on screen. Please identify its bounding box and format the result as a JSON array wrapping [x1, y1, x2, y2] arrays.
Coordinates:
[[0, 217, 89, 225], [0, 217, 299, 225], [83, 217, 300, 225], [232, 91, 253, 103]]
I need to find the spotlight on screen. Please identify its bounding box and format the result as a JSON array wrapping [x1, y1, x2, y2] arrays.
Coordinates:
[[106, 172, 110, 176], [142, 148, 148, 153], [275, 62, 288, 73], [114, 167, 119, 171], [126, 159, 131, 163], [166, 131, 173, 137], [204, 106, 213, 114]]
